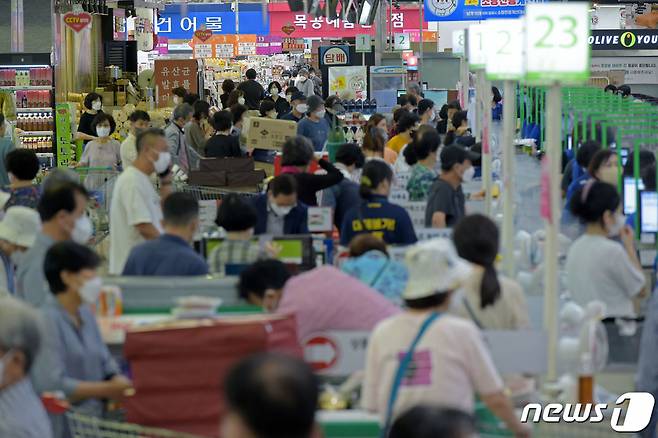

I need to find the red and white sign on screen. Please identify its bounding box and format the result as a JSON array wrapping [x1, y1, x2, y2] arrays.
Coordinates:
[[268, 4, 428, 38], [304, 336, 339, 371], [63, 12, 92, 33]]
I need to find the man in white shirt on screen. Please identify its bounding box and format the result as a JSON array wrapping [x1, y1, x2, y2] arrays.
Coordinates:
[[109, 128, 173, 274], [120, 110, 151, 168]]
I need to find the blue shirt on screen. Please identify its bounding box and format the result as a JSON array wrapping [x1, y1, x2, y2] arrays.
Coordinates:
[[340, 195, 417, 246], [341, 250, 408, 305], [15, 232, 54, 307], [321, 177, 361, 233], [0, 378, 53, 438], [122, 234, 208, 276], [32, 300, 119, 438], [297, 117, 331, 152]]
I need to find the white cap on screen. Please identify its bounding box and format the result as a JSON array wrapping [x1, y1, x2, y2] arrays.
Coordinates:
[[0, 207, 41, 248], [403, 238, 472, 300]]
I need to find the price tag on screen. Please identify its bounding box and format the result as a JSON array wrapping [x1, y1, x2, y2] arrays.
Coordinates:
[[525, 3, 590, 84], [484, 19, 524, 80], [194, 44, 212, 59], [452, 29, 465, 55], [467, 24, 486, 70], [394, 33, 411, 51], [356, 34, 371, 53]]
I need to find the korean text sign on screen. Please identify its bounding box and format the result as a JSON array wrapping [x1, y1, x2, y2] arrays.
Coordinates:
[[156, 3, 269, 39], [425, 0, 531, 22], [154, 60, 198, 107]]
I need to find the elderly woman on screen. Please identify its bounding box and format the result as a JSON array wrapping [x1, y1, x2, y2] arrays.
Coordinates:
[[0, 296, 52, 438], [280, 136, 343, 206], [33, 242, 132, 438], [0, 207, 41, 294]]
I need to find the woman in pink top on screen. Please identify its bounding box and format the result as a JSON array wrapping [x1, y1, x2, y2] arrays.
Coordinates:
[[237, 260, 400, 341]]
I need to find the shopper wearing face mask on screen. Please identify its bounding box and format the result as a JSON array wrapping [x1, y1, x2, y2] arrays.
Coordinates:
[[120, 110, 151, 168], [205, 110, 242, 158], [295, 68, 315, 98], [2, 148, 40, 212], [76, 113, 121, 190], [0, 207, 41, 294], [280, 92, 308, 123], [417, 98, 436, 127], [265, 81, 291, 117], [171, 86, 187, 107], [122, 193, 208, 276], [0, 296, 52, 438], [227, 89, 247, 108], [164, 103, 193, 171], [425, 145, 480, 229], [185, 100, 212, 156], [15, 181, 89, 307], [252, 174, 309, 236], [297, 96, 331, 152], [33, 242, 132, 438], [109, 128, 173, 274], [75, 93, 103, 144], [259, 99, 278, 120], [404, 128, 440, 202], [566, 181, 646, 318]]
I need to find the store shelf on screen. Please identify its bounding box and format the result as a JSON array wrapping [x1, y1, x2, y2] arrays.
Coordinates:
[[0, 85, 53, 91], [18, 131, 53, 136], [15, 107, 53, 113]]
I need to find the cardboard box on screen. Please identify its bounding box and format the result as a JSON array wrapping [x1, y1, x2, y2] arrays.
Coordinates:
[[245, 117, 297, 151]]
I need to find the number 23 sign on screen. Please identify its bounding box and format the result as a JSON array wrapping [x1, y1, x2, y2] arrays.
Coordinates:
[[524, 3, 590, 84]]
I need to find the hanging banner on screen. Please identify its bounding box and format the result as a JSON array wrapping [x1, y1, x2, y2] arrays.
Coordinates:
[[424, 0, 530, 22], [320, 45, 350, 67], [156, 3, 269, 39], [328, 66, 368, 99], [135, 8, 155, 52], [591, 57, 658, 84], [153, 59, 198, 107], [589, 29, 658, 50], [63, 12, 93, 33]]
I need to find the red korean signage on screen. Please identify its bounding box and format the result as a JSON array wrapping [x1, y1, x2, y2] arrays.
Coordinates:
[[268, 4, 428, 38], [153, 59, 198, 108]]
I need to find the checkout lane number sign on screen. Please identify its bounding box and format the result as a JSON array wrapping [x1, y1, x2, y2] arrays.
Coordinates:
[[524, 3, 590, 84], [467, 24, 486, 70], [484, 19, 524, 81]]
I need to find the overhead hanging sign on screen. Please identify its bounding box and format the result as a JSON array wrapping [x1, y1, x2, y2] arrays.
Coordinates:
[[452, 29, 465, 54], [64, 12, 92, 33], [356, 34, 371, 53], [467, 24, 487, 69], [484, 19, 524, 80], [424, 0, 529, 22], [589, 29, 658, 50], [394, 33, 411, 51], [154, 59, 198, 107], [156, 3, 269, 38], [524, 2, 590, 84], [320, 45, 350, 66]]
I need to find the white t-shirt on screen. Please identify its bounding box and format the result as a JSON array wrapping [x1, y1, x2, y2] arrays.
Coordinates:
[[362, 312, 503, 421], [109, 166, 163, 274], [566, 234, 645, 318], [120, 133, 137, 168]]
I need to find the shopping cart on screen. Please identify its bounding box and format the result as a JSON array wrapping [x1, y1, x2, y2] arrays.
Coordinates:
[[66, 410, 205, 438], [75, 167, 120, 244], [173, 181, 262, 202]]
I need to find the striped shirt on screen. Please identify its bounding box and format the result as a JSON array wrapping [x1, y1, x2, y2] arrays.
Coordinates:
[[0, 378, 53, 438], [208, 240, 262, 276]]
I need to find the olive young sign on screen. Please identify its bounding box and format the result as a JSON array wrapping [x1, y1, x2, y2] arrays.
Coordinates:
[[589, 29, 658, 50]]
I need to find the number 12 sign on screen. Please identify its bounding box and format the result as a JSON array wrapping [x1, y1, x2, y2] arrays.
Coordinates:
[[484, 19, 524, 81], [525, 3, 590, 84]]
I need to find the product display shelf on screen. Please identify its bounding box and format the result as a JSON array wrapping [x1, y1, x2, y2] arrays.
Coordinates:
[[0, 85, 53, 91], [18, 131, 53, 136]]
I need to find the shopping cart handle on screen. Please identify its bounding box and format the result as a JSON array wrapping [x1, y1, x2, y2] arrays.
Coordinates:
[[41, 392, 70, 414]]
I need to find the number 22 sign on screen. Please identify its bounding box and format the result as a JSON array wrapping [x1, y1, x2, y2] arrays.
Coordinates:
[[484, 19, 524, 80], [525, 3, 590, 84]]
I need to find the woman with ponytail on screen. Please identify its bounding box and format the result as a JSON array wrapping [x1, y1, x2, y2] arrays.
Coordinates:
[[362, 114, 397, 165], [451, 214, 529, 329], [340, 160, 417, 246], [404, 127, 440, 201]]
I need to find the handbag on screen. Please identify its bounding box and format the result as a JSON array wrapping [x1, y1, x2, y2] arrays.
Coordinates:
[[380, 312, 441, 438]]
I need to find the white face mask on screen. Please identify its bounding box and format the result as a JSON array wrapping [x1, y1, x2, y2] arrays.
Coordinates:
[[299, 76, 307, 82], [286, 95, 292, 102], [607, 213, 626, 237], [237, 97, 246, 105], [79, 277, 103, 304], [296, 104, 308, 113], [270, 201, 293, 217], [268, 112, 277, 119], [154, 151, 172, 174], [429, 111, 436, 122], [91, 100, 102, 111], [173, 96, 180, 105], [461, 165, 475, 182], [315, 110, 326, 119], [96, 126, 111, 138], [72, 215, 93, 244], [0, 349, 14, 386]]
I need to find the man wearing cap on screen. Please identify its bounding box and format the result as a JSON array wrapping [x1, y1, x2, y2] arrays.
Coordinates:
[[0, 207, 41, 294], [324, 95, 344, 130], [425, 145, 480, 229], [280, 93, 308, 123], [295, 68, 315, 98], [297, 96, 331, 152], [362, 239, 531, 438]]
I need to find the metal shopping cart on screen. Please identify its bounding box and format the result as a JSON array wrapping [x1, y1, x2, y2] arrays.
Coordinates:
[[173, 181, 262, 202], [75, 167, 120, 245], [66, 410, 205, 438]]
